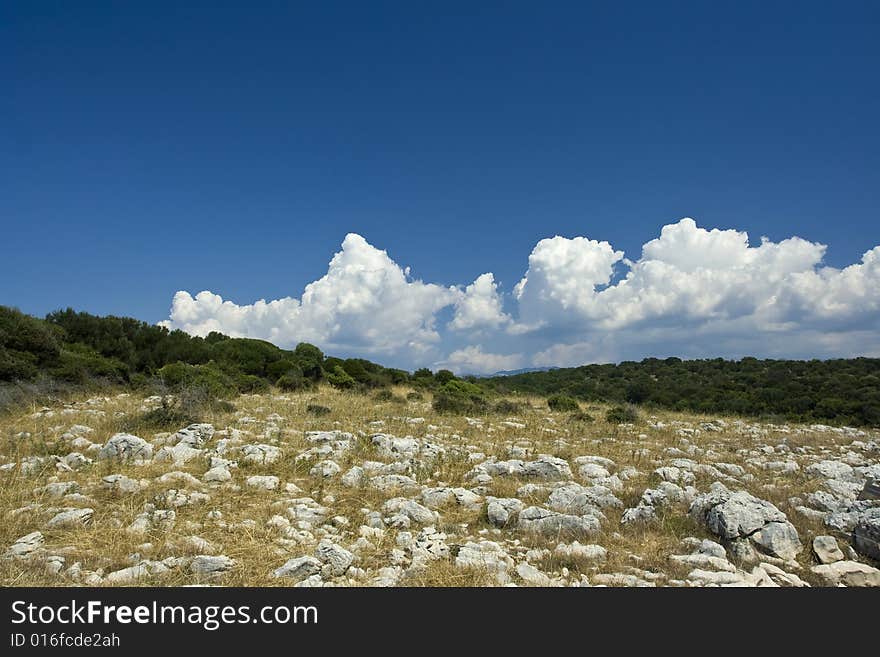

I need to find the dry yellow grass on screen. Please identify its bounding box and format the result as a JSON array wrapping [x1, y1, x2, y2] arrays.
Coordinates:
[[0, 386, 875, 587]]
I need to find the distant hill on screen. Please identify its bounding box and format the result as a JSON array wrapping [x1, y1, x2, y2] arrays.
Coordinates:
[[489, 366, 560, 377]]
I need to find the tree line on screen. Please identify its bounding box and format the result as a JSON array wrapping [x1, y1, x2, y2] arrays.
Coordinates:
[[2, 305, 879, 426], [483, 356, 880, 427]]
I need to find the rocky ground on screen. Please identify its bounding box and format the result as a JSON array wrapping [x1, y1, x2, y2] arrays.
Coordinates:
[[2, 388, 879, 587]]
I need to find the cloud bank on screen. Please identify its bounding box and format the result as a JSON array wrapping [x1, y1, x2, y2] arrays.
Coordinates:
[[161, 218, 880, 373]]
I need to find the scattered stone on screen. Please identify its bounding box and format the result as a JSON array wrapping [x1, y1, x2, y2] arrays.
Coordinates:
[[516, 562, 552, 586], [102, 474, 145, 495], [554, 541, 607, 563], [46, 508, 94, 529], [203, 466, 232, 483], [241, 444, 282, 465], [272, 556, 322, 582], [811, 561, 880, 587], [315, 540, 354, 576], [852, 509, 880, 561], [246, 475, 279, 491], [97, 434, 152, 461], [518, 506, 601, 538], [190, 555, 235, 579], [812, 535, 845, 564], [455, 541, 513, 576], [3, 531, 44, 559], [486, 497, 524, 528]]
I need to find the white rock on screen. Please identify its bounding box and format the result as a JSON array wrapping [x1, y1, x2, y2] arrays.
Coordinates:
[[3, 531, 44, 559], [811, 561, 880, 587], [97, 434, 152, 461], [812, 535, 845, 564], [190, 555, 235, 579], [46, 508, 94, 529], [315, 540, 354, 576], [246, 475, 279, 491], [272, 556, 322, 581]]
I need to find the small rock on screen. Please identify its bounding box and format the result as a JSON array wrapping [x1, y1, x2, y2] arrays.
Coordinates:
[[812, 535, 845, 564]]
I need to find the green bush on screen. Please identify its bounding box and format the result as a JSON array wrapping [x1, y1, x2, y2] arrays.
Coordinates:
[[492, 399, 524, 414], [606, 405, 639, 423], [406, 391, 424, 401], [306, 403, 331, 416], [211, 338, 284, 377], [276, 368, 311, 391], [386, 368, 410, 385], [547, 394, 580, 412], [293, 343, 324, 381], [234, 374, 271, 393], [432, 380, 488, 414], [157, 361, 237, 398], [435, 369, 456, 385], [569, 411, 595, 423], [326, 365, 356, 390], [51, 344, 128, 383], [374, 389, 405, 404], [0, 346, 38, 381]]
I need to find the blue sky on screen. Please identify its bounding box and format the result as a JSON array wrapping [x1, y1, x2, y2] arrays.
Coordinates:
[[3, 2, 880, 371]]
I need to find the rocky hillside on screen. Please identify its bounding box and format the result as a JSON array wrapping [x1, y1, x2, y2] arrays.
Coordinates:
[[2, 388, 878, 587]]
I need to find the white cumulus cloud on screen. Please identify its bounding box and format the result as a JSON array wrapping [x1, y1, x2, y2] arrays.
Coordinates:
[[435, 346, 525, 375], [449, 273, 510, 331], [161, 233, 460, 359], [161, 218, 880, 371]]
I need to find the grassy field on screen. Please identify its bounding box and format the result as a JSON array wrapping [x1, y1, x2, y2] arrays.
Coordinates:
[[1, 386, 876, 587]]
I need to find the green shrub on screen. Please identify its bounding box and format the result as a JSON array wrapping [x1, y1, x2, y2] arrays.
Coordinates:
[[492, 399, 524, 414], [386, 369, 410, 385], [51, 345, 128, 383], [374, 389, 405, 404], [266, 358, 300, 381], [156, 361, 237, 398], [326, 365, 357, 390], [435, 369, 456, 385], [306, 403, 331, 416], [276, 368, 311, 391], [432, 380, 488, 414], [292, 343, 324, 381], [606, 404, 639, 423], [406, 391, 424, 401], [235, 374, 270, 393], [0, 346, 38, 381], [547, 394, 580, 412], [210, 338, 284, 377], [569, 411, 595, 423]]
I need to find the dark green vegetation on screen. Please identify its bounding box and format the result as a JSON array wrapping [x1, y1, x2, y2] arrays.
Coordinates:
[[484, 357, 880, 427], [547, 394, 581, 412], [0, 306, 411, 403], [2, 306, 879, 426]]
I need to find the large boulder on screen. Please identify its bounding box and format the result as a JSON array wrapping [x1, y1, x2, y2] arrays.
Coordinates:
[[811, 561, 880, 587], [97, 434, 152, 461], [690, 483, 802, 561], [518, 506, 601, 538], [852, 508, 880, 561], [486, 497, 524, 527], [455, 541, 513, 574]]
